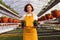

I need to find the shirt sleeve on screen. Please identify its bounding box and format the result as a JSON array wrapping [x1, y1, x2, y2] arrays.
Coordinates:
[[20, 14, 26, 20], [33, 14, 38, 20]]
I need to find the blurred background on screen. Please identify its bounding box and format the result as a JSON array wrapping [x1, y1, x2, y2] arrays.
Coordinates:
[[0, 0, 60, 40]]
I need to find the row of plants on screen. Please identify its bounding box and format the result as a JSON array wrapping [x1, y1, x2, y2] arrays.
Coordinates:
[[0, 27, 60, 40], [0, 0, 19, 14], [38, 9, 60, 21], [0, 16, 20, 23]]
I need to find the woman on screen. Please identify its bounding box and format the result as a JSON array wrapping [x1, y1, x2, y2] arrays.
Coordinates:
[[22, 4, 38, 40]]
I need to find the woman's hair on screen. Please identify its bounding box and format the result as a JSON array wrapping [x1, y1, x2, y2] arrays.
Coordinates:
[[24, 4, 34, 12]]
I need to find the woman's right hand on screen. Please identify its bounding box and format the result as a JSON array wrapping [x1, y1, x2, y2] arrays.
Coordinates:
[[21, 20, 26, 29]]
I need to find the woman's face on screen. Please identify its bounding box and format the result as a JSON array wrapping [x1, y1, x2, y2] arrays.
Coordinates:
[[27, 5, 32, 13]]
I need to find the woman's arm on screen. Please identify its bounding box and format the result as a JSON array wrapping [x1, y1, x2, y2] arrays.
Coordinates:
[[33, 14, 38, 28], [21, 20, 26, 29], [33, 20, 38, 28], [20, 15, 26, 29]]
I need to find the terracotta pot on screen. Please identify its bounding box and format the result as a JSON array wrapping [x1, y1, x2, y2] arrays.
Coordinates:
[[42, 16, 47, 20], [13, 19, 20, 23], [0, 17, 2, 23], [51, 10, 60, 18], [38, 18, 42, 21], [45, 14, 53, 20], [19, 20, 21, 23], [39, 16, 45, 21], [8, 18, 13, 23], [38, 18, 43, 21], [2, 17, 8, 23]]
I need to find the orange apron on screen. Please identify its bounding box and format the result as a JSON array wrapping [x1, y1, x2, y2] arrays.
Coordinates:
[[23, 13, 38, 40]]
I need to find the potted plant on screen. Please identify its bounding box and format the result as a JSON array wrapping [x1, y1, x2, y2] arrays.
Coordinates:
[[1, 16, 8, 23], [51, 10, 60, 18], [0, 17, 2, 23], [8, 18, 13, 23], [42, 16, 47, 20], [13, 19, 20, 23], [45, 14, 53, 19]]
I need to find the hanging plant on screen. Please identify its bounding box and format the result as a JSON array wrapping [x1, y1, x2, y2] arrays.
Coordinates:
[[42, 16, 47, 20], [0, 17, 2, 23], [8, 18, 14, 23], [13, 19, 20, 23], [1, 16, 8, 23], [49, 14, 54, 19], [38, 17, 44, 21], [51, 10, 60, 18], [40, 16, 47, 21], [45, 14, 53, 19], [38, 18, 40, 21]]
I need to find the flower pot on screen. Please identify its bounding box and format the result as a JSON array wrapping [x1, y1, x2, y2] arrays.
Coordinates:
[[8, 18, 13, 23], [43, 16, 47, 20], [45, 14, 53, 19], [39, 16, 45, 21], [13, 19, 20, 23], [51, 10, 60, 18], [2, 17, 8, 23], [0, 17, 2, 23]]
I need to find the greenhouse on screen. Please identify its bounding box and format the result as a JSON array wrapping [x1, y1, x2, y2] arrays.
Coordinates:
[[0, 0, 60, 40]]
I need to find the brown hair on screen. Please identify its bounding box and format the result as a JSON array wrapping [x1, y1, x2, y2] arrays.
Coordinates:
[[24, 4, 34, 12]]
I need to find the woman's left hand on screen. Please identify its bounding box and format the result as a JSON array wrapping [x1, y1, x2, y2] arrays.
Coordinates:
[[33, 20, 38, 28]]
